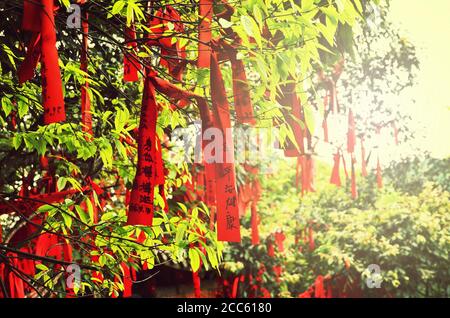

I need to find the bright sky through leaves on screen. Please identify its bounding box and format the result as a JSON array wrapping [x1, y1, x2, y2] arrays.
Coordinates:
[[390, 0, 450, 159]]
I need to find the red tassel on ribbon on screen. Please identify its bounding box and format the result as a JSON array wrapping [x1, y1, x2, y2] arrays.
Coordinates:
[[210, 52, 240, 242], [347, 109, 356, 153], [330, 152, 341, 187], [41, 0, 65, 124]]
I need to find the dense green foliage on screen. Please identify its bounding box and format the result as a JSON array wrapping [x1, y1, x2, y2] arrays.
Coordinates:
[[225, 158, 450, 298]]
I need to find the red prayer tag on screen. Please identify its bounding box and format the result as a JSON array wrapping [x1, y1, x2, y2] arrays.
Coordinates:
[[81, 12, 92, 134], [351, 155, 358, 199], [376, 157, 383, 189], [127, 76, 158, 226], [210, 52, 241, 242], [278, 82, 304, 157], [347, 109, 356, 153], [18, 33, 41, 84], [198, 0, 213, 68], [123, 25, 140, 82], [22, 0, 42, 32], [41, 0, 65, 124], [330, 152, 342, 186]]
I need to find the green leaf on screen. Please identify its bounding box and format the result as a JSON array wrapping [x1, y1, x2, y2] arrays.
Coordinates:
[[57, 177, 67, 191], [112, 1, 126, 15], [189, 248, 201, 272], [240, 15, 262, 48], [303, 103, 316, 135], [2, 97, 13, 117]]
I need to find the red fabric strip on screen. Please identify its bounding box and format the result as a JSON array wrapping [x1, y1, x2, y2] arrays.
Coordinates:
[[351, 155, 358, 199], [210, 52, 241, 242], [278, 81, 304, 157], [22, 0, 41, 32], [360, 137, 368, 177], [250, 201, 259, 245], [18, 33, 41, 84], [198, 0, 213, 68], [219, 40, 255, 125], [127, 76, 158, 226], [308, 226, 315, 251], [392, 121, 399, 145], [192, 270, 201, 298], [347, 109, 356, 153], [158, 6, 186, 81], [123, 25, 140, 82], [231, 276, 240, 298], [274, 231, 285, 253], [341, 153, 349, 180], [41, 0, 65, 124], [330, 152, 341, 187], [314, 275, 326, 298], [81, 11, 92, 134], [121, 263, 133, 297], [322, 117, 329, 143], [376, 157, 383, 189]]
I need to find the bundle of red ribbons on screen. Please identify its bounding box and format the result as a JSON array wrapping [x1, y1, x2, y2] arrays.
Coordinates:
[[19, 0, 66, 124], [126, 1, 258, 243]]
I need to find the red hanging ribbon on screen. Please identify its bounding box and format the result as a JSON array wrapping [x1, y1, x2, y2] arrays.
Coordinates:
[[210, 52, 240, 242], [341, 153, 349, 180], [376, 157, 383, 189], [360, 137, 368, 177], [392, 121, 399, 145], [81, 10, 92, 134], [192, 271, 201, 298], [22, 0, 42, 32], [278, 82, 304, 157], [123, 25, 140, 82], [127, 75, 158, 226], [218, 39, 255, 125], [251, 179, 261, 245], [18, 33, 41, 84], [330, 152, 342, 187], [322, 117, 329, 143], [347, 109, 356, 153], [351, 155, 358, 199], [308, 226, 315, 251], [198, 0, 213, 68], [274, 231, 286, 253], [41, 0, 65, 124], [314, 275, 326, 298]]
